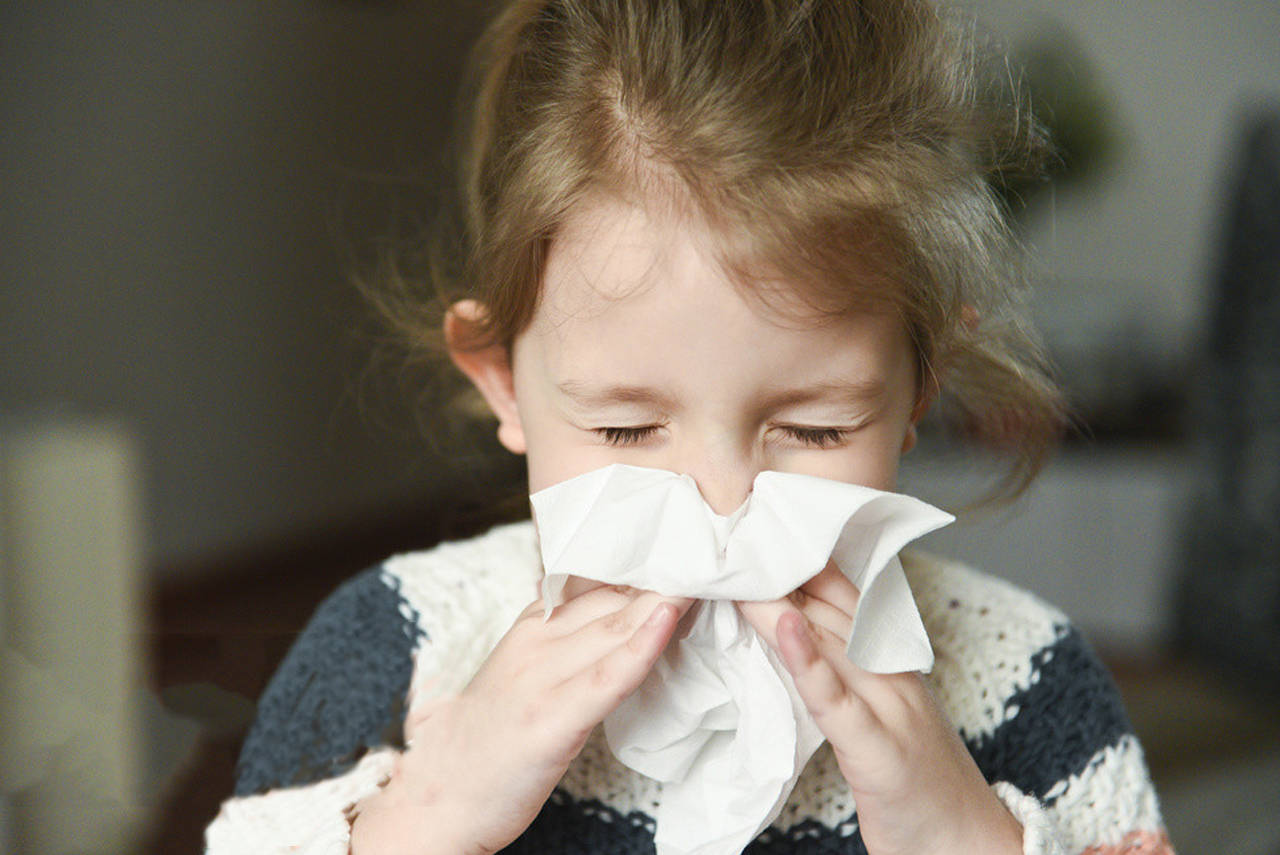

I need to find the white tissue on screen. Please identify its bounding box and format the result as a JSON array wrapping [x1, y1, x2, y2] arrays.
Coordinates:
[[530, 463, 953, 855]]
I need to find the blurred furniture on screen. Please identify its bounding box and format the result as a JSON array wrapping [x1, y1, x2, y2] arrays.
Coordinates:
[[1, 418, 146, 854], [1176, 109, 1280, 689]]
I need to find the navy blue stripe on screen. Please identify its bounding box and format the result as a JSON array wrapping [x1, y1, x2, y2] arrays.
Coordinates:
[[749, 816, 868, 854], [501, 791, 657, 855], [964, 624, 1133, 804], [504, 628, 1136, 852], [501, 791, 871, 855], [234, 565, 426, 795]]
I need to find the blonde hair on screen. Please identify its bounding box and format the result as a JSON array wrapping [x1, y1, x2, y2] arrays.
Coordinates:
[[373, 0, 1066, 497]]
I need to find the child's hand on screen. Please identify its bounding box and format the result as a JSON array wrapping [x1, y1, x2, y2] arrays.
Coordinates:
[[351, 585, 691, 855], [737, 565, 1023, 855]]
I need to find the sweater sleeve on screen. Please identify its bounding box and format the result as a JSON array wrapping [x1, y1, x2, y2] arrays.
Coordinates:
[[978, 625, 1173, 855], [205, 564, 426, 854], [908, 552, 1174, 855]]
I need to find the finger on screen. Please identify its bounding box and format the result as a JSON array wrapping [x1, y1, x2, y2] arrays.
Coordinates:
[[568, 591, 696, 660], [739, 596, 871, 705], [790, 611, 915, 718], [673, 599, 703, 639], [527, 583, 648, 637], [538, 591, 692, 682], [738, 561, 859, 648], [737, 592, 848, 650], [737, 598, 788, 649], [513, 575, 615, 622], [789, 588, 853, 639], [555, 601, 681, 725], [799, 561, 861, 618], [558, 574, 610, 601], [776, 610, 876, 731], [782, 610, 864, 687]]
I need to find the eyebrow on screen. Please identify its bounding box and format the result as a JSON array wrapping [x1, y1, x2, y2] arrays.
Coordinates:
[[755, 380, 888, 411], [555, 379, 886, 412], [556, 380, 679, 410]]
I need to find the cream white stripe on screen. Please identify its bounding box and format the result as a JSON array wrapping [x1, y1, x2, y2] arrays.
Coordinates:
[[383, 523, 540, 703], [205, 749, 397, 855], [906, 551, 1068, 741], [1045, 735, 1165, 854]]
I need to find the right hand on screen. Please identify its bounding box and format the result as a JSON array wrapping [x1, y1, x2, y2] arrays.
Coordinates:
[[350, 584, 691, 855]]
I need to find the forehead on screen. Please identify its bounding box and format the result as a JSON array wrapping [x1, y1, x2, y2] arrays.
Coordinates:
[[527, 193, 913, 385], [538, 192, 824, 329]]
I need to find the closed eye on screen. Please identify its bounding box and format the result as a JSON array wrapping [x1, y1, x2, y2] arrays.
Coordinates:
[[596, 425, 662, 446], [780, 425, 850, 448]]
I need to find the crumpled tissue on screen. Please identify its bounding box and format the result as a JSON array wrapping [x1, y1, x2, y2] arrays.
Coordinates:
[[530, 463, 953, 855]]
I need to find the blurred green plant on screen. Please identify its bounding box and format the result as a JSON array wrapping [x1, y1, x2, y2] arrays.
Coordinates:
[[993, 25, 1120, 216]]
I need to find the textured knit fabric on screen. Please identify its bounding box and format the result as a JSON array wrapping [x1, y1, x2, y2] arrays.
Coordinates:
[[206, 521, 1173, 855]]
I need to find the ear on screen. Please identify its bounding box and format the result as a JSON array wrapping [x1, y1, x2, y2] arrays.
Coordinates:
[[902, 370, 938, 455], [444, 300, 527, 454]]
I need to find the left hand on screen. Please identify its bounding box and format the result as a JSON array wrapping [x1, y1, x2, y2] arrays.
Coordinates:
[[737, 563, 1024, 855]]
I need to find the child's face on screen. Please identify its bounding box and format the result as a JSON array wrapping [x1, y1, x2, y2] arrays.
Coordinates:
[[453, 194, 924, 515]]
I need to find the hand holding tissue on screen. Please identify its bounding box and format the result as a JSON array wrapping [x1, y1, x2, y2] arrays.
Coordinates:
[[530, 464, 953, 855]]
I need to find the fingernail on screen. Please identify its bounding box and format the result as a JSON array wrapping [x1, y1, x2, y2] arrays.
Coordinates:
[[645, 603, 673, 627], [792, 613, 817, 648]]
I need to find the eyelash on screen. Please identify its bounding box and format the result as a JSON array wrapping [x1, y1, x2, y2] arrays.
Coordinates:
[[594, 425, 850, 448], [597, 425, 662, 446], [781, 426, 849, 448]]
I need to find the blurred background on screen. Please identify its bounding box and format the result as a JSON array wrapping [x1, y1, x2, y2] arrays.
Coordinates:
[[1, 0, 1277, 852]]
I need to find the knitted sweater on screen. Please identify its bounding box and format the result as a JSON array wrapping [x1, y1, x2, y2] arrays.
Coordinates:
[[206, 521, 1173, 855]]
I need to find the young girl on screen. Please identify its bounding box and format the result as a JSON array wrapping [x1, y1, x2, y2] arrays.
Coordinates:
[[207, 1, 1173, 853]]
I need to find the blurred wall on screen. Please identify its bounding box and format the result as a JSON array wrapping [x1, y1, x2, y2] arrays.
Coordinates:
[[969, 0, 1280, 364], [3, 0, 1276, 582], [0, 1, 485, 578]]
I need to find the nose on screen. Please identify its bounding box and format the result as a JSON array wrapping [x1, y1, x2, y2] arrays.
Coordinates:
[[678, 440, 759, 516]]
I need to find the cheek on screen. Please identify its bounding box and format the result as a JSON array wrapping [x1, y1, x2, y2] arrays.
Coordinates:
[[509, 339, 587, 493], [520, 428, 583, 495], [778, 429, 906, 492], [795, 456, 900, 492], [521, 423, 630, 494]]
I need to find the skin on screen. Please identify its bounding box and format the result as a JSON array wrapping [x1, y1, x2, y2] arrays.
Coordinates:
[[350, 194, 1023, 855]]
